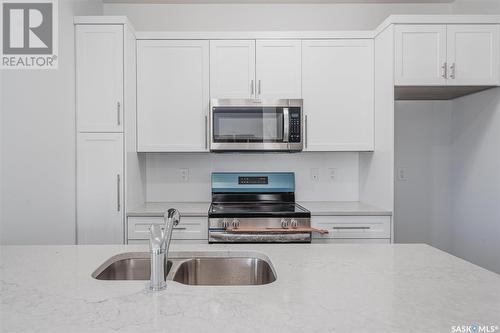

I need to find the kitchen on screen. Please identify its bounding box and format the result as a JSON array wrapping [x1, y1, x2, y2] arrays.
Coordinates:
[[1, 0, 500, 332]]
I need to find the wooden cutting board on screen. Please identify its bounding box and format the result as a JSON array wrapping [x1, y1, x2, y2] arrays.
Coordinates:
[[225, 227, 329, 235]]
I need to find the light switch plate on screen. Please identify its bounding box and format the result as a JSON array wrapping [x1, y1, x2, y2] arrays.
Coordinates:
[[397, 167, 408, 181]]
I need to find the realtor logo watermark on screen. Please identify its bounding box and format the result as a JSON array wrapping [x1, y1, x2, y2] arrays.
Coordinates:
[[452, 324, 499, 333], [1, 0, 58, 69]]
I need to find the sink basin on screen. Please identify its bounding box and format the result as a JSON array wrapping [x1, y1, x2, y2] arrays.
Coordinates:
[[92, 252, 172, 280], [173, 257, 276, 286], [92, 251, 276, 285]]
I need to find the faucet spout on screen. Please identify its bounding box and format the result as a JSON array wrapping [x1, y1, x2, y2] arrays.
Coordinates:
[[149, 208, 181, 291]]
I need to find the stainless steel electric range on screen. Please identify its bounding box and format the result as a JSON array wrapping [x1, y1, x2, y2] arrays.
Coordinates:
[[208, 172, 314, 243]]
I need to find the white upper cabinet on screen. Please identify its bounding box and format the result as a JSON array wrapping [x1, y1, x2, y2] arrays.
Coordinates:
[[395, 25, 447, 86], [256, 40, 302, 99], [76, 25, 123, 132], [447, 25, 500, 86], [209, 39, 302, 99], [395, 24, 500, 86], [77, 133, 123, 244], [209, 40, 256, 99], [137, 40, 209, 152], [302, 39, 374, 151]]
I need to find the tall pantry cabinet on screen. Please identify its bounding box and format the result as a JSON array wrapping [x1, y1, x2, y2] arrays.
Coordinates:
[[75, 21, 136, 244]]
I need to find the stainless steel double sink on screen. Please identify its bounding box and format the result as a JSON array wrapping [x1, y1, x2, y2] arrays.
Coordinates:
[[92, 251, 277, 286]]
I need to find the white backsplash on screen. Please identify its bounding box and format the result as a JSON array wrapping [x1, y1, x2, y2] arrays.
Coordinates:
[[145, 152, 359, 202]]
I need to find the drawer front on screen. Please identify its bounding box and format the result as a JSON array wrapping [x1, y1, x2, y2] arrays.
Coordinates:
[[312, 216, 391, 239], [128, 216, 208, 240]]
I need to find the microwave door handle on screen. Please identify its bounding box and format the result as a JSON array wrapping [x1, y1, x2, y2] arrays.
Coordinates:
[[283, 108, 289, 143]]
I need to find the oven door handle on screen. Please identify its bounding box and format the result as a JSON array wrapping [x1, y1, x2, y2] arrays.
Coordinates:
[[283, 107, 290, 143]]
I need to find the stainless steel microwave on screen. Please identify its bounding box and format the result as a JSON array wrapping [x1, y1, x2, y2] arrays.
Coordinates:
[[209, 99, 303, 152]]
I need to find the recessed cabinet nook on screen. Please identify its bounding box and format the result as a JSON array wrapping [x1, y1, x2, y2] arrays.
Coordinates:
[[74, 15, 500, 245]]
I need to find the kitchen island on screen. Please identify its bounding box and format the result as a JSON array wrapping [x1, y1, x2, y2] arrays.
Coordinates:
[[1, 244, 499, 333]]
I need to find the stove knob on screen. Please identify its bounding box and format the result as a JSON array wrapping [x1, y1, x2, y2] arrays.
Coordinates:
[[281, 218, 290, 229], [291, 218, 298, 229], [223, 218, 229, 228], [232, 219, 240, 229]]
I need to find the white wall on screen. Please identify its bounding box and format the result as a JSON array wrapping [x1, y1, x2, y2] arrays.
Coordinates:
[[0, 0, 103, 245], [394, 101, 452, 252], [395, 90, 500, 274], [452, 0, 500, 14], [450, 88, 500, 274], [103, 3, 451, 31], [145, 153, 359, 202]]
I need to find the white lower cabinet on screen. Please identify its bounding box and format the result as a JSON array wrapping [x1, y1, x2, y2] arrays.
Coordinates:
[[77, 133, 124, 244], [127, 216, 208, 242], [312, 216, 391, 243]]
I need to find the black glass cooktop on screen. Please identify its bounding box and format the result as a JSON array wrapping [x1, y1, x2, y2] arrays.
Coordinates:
[[209, 202, 310, 218]]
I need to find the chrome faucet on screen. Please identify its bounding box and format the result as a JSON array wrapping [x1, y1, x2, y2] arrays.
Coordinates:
[[149, 208, 181, 291]]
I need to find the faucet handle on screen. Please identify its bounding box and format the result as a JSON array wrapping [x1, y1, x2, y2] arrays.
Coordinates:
[[165, 208, 181, 227]]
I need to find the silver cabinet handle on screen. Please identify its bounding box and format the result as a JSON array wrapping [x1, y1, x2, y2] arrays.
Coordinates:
[[304, 115, 308, 149], [250, 79, 254, 96], [441, 62, 448, 79], [117, 174, 121, 212], [117, 102, 121, 126], [332, 226, 370, 230], [258, 80, 261, 95], [450, 63, 456, 79], [205, 115, 208, 149], [173, 227, 187, 231]]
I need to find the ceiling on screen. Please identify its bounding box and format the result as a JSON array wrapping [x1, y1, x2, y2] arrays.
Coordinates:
[[103, 0, 455, 3]]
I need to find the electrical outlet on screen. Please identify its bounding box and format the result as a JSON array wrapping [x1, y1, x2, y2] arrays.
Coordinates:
[[397, 167, 408, 181], [310, 168, 320, 182], [179, 168, 189, 182], [328, 168, 337, 181]]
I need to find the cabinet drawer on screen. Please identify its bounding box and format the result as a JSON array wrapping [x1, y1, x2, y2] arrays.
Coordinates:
[[127, 216, 208, 240], [312, 216, 391, 239]]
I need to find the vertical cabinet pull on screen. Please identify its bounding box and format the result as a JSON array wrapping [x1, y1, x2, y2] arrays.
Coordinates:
[[304, 115, 308, 149], [441, 62, 448, 79], [258, 80, 262, 95], [117, 102, 121, 126], [117, 174, 121, 212], [250, 80, 254, 96], [450, 63, 456, 79], [205, 115, 208, 149]]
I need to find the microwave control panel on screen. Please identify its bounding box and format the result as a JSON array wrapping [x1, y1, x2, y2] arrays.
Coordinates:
[[289, 108, 301, 143]]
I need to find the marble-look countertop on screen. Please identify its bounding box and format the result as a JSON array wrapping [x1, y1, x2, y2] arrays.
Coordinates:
[[127, 201, 391, 217], [127, 202, 210, 217], [297, 201, 391, 216], [1, 244, 499, 333]]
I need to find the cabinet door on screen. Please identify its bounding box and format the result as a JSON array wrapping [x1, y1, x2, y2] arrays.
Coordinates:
[[137, 40, 209, 152], [395, 25, 447, 86], [77, 133, 123, 244], [302, 39, 374, 151], [76, 25, 123, 132], [256, 40, 302, 99], [210, 40, 256, 99], [447, 25, 500, 86]]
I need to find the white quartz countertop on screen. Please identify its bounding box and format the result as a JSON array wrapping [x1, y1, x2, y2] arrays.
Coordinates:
[[1, 244, 499, 333], [297, 201, 391, 216], [127, 202, 210, 217], [127, 201, 391, 217]]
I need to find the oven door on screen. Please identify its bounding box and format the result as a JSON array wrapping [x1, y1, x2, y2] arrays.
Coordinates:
[[210, 99, 302, 152]]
